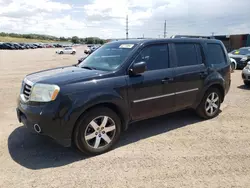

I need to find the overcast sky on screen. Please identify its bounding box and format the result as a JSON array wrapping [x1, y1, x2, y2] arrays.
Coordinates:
[[0, 0, 249, 39]]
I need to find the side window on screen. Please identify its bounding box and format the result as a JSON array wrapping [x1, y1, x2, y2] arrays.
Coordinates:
[[175, 43, 201, 67], [207, 43, 226, 65], [135, 44, 169, 71]]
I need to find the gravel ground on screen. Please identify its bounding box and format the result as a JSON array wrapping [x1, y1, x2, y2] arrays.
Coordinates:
[[0, 47, 250, 188]]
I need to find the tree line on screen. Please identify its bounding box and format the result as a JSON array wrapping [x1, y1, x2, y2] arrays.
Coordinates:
[[0, 32, 106, 44]]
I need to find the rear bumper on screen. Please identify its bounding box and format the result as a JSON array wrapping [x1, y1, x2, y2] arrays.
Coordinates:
[[16, 98, 72, 147]]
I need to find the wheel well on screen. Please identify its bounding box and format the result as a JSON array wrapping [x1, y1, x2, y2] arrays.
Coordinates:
[[71, 102, 127, 143], [208, 84, 225, 102]]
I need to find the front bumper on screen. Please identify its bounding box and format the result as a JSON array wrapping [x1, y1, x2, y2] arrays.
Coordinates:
[[237, 61, 248, 69], [242, 68, 250, 81], [16, 98, 72, 147]]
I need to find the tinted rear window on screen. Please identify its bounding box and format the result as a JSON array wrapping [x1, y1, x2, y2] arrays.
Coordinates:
[[207, 43, 226, 65], [175, 43, 202, 67]]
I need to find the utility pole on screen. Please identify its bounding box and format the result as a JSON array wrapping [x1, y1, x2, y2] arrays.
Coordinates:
[[164, 20, 167, 38], [211, 32, 215, 39], [126, 15, 128, 40]]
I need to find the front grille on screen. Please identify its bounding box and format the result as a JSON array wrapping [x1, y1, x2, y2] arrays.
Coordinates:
[[23, 83, 32, 100], [20, 78, 33, 102]]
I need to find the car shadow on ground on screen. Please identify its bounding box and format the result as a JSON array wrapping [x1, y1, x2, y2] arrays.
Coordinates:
[[237, 85, 250, 90], [8, 110, 203, 170]]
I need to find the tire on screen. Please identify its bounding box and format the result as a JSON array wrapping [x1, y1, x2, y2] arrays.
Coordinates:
[[244, 80, 250, 86], [73, 107, 121, 155], [196, 88, 222, 119], [59, 51, 63, 54], [72, 51, 76, 55], [230, 62, 236, 71]]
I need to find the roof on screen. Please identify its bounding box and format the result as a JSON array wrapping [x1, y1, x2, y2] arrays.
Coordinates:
[[107, 38, 221, 46]]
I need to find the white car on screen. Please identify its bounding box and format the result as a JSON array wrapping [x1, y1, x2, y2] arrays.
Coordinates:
[[56, 47, 76, 55], [242, 62, 250, 86]]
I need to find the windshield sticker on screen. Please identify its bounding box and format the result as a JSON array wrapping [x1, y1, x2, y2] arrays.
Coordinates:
[[119, 44, 134, 48], [235, 50, 239, 54]]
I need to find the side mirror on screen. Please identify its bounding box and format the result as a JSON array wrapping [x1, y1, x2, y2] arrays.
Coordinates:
[[129, 61, 146, 76]]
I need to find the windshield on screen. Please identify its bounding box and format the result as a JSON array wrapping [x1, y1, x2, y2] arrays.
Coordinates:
[[78, 43, 137, 71], [230, 48, 250, 55]]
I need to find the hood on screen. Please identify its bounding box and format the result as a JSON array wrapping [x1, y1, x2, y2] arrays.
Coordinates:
[[26, 66, 107, 85]]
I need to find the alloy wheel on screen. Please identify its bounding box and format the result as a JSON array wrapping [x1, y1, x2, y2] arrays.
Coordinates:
[[205, 92, 220, 116], [84, 116, 116, 149]]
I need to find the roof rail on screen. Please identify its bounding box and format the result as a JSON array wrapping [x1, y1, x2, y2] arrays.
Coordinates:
[[170, 35, 213, 39]]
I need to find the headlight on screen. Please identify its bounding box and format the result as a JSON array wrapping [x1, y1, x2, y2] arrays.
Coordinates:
[[241, 57, 247, 61], [30, 84, 60, 102]]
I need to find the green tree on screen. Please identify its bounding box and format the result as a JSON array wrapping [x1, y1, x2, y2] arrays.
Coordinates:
[[99, 40, 104, 45], [86, 37, 94, 44], [71, 36, 80, 44]]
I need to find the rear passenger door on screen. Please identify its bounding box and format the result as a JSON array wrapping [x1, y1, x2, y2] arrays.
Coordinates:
[[172, 43, 208, 110]]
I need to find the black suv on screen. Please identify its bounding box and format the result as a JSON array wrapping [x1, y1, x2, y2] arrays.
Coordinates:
[[16, 39, 231, 155]]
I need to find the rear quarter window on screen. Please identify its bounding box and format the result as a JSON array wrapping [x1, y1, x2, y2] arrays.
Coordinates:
[[207, 43, 227, 65]]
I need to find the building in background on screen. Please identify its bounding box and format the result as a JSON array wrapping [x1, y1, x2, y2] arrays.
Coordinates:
[[171, 34, 250, 52]]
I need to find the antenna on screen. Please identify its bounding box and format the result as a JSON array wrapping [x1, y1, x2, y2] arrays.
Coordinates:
[[164, 20, 167, 38], [126, 15, 128, 40]]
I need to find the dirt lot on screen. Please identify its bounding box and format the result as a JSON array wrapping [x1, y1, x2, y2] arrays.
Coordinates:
[[0, 47, 250, 188]]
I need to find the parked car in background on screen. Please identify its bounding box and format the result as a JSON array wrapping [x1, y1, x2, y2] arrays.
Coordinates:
[[17, 38, 231, 155], [13, 43, 25, 50], [230, 57, 237, 71], [19, 43, 29, 49], [56, 47, 76, 54], [84, 45, 101, 55], [4, 43, 16, 50], [242, 62, 250, 86], [228, 47, 250, 69], [0, 43, 4, 49]]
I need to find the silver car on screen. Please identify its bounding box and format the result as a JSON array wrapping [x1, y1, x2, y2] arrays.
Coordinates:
[[242, 62, 250, 86]]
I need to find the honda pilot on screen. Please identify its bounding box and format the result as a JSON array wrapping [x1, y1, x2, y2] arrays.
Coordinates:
[[16, 39, 231, 155]]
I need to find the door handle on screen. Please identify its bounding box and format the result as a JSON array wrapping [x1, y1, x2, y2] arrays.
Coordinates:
[[161, 77, 174, 83]]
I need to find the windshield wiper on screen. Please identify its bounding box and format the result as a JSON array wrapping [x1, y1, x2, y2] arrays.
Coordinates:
[[81, 66, 96, 70]]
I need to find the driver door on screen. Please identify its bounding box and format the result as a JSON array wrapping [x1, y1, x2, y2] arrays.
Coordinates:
[[127, 44, 175, 121]]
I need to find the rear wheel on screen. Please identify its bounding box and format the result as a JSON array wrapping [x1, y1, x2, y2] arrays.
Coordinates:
[[72, 51, 76, 55], [73, 107, 121, 155], [59, 51, 63, 54], [196, 88, 222, 119]]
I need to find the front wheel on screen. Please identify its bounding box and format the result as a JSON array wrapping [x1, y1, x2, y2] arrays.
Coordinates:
[[244, 80, 250, 86], [73, 107, 121, 155], [230, 62, 236, 71], [59, 51, 63, 54], [196, 88, 222, 119]]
